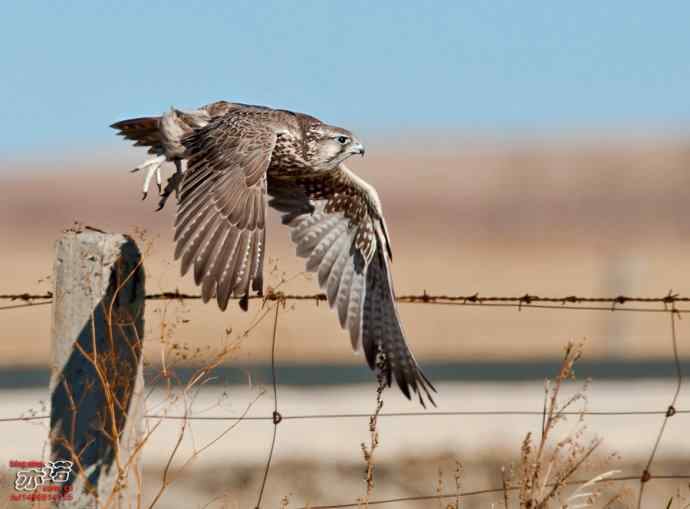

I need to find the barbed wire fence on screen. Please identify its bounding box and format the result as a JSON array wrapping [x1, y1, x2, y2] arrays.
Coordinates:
[[0, 287, 687, 508]]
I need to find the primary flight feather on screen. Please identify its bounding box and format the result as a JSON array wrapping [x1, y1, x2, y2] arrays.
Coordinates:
[[111, 100, 436, 406]]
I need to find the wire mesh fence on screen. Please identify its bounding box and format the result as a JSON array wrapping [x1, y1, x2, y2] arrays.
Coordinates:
[[0, 289, 686, 508]]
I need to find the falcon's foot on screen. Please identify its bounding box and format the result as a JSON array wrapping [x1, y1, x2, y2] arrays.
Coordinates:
[[156, 171, 182, 211], [131, 155, 166, 200]]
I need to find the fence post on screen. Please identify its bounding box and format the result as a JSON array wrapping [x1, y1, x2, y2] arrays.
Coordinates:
[[49, 229, 145, 508]]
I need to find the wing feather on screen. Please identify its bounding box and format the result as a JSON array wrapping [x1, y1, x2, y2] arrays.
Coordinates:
[[336, 254, 357, 328], [174, 110, 277, 309], [178, 204, 215, 274], [306, 221, 346, 271], [326, 239, 352, 307], [212, 228, 242, 307], [194, 215, 225, 287], [317, 230, 349, 288], [250, 228, 265, 293], [216, 229, 248, 310], [267, 165, 436, 406], [200, 227, 230, 302]]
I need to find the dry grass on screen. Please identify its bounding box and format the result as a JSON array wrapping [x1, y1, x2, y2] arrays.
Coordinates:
[[358, 375, 386, 508], [503, 340, 617, 508], [333, 340, 638, 509]]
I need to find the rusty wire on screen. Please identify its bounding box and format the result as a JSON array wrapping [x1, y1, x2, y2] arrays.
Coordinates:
[[3, 289, 690, 314]]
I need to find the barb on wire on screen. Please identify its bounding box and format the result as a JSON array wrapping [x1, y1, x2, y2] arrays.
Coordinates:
[[139, 290, 690, 308], [0, 291, 52, 311], [4, 289, 690, 306], [0, 292, 53, 301]]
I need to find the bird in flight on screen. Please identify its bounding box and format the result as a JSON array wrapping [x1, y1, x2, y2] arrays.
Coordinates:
[[111, 101, 436, 406]]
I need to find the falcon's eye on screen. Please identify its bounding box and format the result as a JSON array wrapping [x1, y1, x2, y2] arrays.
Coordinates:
[[336, 136, 349, 145]]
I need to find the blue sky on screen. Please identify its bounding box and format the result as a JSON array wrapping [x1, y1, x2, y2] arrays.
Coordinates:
[[2, 1, 690, 156]]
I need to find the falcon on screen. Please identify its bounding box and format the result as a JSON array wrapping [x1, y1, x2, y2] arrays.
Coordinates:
[[111, 101, 436, 406]]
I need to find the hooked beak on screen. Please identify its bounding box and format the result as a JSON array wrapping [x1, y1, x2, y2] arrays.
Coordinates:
[[352, 142, 366, 157]]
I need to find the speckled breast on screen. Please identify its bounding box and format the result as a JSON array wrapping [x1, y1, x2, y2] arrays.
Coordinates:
[[268, 133, 312, 176]]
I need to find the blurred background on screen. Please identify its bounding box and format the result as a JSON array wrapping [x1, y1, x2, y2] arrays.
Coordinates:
[[1, 2, 689, 507]]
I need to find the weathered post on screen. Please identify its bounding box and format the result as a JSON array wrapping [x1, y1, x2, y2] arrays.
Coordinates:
[[49, 229, 145, 508]]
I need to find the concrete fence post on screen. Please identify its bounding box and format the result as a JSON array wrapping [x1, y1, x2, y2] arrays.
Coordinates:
[[49, 229, 145, 508]]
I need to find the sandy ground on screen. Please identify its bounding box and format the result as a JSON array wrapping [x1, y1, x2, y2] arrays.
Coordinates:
[[0, 380, 688, 508], [2, 136, 690, 368]]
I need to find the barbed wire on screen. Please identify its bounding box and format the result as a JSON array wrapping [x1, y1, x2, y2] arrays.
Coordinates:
[[3, 290, 690, 314], [1, 288, 687, 507]]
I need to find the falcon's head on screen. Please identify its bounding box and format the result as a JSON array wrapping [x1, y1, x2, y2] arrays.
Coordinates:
[[306, 124, 365, 170]]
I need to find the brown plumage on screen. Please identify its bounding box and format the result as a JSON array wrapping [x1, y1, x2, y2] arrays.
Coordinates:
[[111, 101, 436, 406]]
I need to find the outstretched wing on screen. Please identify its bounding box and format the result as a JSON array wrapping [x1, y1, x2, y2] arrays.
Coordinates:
[[174, 109, 279, 310], [268, 165, 436, 406]]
